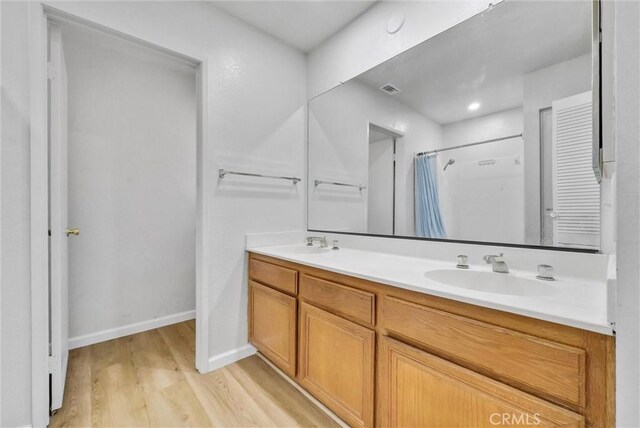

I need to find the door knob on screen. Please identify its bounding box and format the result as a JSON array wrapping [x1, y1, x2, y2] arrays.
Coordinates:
[[66, 228, 80, 236]]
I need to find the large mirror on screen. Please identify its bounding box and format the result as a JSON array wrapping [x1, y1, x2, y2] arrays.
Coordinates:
[[308, 0, 600, 250]]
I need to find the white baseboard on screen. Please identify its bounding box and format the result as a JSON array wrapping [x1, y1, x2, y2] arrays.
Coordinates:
[[208, 343, 257, 371], [68, 310, 195, 350]]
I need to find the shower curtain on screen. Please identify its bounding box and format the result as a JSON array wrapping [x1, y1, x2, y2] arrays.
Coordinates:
[[415, 155, 446, 238]]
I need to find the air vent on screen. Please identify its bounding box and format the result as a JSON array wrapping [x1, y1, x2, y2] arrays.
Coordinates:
[[379, 83, 401, 95]]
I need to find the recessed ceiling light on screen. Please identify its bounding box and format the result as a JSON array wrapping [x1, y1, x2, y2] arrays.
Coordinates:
[[468, 102, 480, 111]]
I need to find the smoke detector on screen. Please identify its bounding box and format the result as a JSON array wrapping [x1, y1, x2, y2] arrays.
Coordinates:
[[379, 83, 401, 95]]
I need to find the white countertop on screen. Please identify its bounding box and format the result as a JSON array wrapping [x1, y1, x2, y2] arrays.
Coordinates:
[[248, 244, 614, 336]]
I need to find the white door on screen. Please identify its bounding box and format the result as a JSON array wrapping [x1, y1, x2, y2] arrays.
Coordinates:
[[551, 91, 600, 249], [49, 23, 72, 411]]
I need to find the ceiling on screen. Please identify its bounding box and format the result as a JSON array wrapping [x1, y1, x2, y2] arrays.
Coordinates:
[[356, 0, 592, 125], [210, 1, 376, 52]]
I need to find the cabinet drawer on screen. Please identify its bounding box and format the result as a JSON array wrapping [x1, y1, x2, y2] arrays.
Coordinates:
[[382, 296, 586, 408], [249, 281, 297, 377], [299, 274, 375, 326], [378, 336, 584, 428], [249, 258, 298, 295]]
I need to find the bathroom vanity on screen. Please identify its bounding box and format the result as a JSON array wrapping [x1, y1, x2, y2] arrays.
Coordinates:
[[247, 246, 614, 428]]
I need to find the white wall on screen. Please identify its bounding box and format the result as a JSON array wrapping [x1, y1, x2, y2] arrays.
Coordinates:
[[438, 108, 524, 243], [308, 78, 442, 236], [441, 107, 522, 149], [522, 54, 592, 245], [307, 0, 491, 98], [0, 2, 306, 425], [612, 1, 640, 426], [62, 24, 196, 340], [1, 2, 32, 426]]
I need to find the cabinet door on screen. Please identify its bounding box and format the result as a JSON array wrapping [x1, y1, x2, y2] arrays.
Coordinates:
[[378, 337, 584, 428], [248, 280, 296, 377], [299, 302, 375, 428]]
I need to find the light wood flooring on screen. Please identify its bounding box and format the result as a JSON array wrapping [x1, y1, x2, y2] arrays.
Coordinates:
[[50, 320, 338, 427]]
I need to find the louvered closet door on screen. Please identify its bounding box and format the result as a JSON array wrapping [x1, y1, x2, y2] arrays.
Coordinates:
[[551, 91, 600, 249]]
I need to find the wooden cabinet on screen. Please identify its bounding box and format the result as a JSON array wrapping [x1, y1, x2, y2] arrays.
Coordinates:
[[378, 336, 584, 428], [247, 254, 614, 428], [382, 296, 586, 408], [300, 274, 375, 327], [248, 280, 297, 377], [298, 302, 375, 428], [249, 258, 298, 295]]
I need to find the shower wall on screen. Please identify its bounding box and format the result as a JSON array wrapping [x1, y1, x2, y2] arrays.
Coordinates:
[[439, 108, 525, 243]]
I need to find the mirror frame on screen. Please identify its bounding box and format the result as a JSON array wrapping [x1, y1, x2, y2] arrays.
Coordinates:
[[306, 0, 602, 254]]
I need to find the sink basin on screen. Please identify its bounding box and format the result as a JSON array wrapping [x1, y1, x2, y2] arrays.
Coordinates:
[[277, 245, 331, 255], [424, 269, 555, 297]]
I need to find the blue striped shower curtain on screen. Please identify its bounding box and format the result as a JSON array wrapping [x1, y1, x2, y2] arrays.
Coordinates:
[[415, 155, 446, 238]]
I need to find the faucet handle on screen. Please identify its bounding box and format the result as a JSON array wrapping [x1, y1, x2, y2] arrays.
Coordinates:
[[456, 255, 469, 269], [536, 264, 555, 281], [483, 253, 504, 263], [483, 254, 496, 263], [332, 240, 340, 250]]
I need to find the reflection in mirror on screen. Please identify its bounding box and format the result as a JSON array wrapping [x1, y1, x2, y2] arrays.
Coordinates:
[[308, 0, 600, 250], [368, 123, 403, 235]]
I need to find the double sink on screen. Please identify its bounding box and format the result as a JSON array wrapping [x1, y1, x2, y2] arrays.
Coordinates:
[[277, 244, 554, 297]]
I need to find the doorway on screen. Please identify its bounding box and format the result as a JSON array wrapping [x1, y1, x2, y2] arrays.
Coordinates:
[[367, 123, 403, 235], [47, 17, 199, 414]]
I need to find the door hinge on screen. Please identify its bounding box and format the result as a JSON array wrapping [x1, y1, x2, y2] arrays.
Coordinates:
[[48, 355, 60, 374], [47, 62, 57, 80]]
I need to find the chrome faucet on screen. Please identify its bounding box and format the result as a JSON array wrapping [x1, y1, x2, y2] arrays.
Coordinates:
[[483, 253, 509, 273], [306, 236, 328, 248]]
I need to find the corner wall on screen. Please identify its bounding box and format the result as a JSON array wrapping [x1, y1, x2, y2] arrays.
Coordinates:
[[0, 2, 307, 425]]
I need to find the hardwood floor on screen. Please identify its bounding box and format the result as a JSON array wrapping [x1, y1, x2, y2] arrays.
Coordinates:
[[50, 320, 339, 427]]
